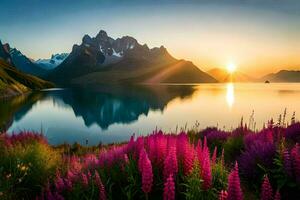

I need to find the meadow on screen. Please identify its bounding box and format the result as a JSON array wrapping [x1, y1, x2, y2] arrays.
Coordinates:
[[0, 119, 300, 200]]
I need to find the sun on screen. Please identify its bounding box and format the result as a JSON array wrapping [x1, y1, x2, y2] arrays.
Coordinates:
[[227, 63, 237, 74]]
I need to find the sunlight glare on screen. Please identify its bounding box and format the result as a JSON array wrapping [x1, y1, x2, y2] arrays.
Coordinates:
[[226, 83, 235, 108], [227, 63, 237, 74]]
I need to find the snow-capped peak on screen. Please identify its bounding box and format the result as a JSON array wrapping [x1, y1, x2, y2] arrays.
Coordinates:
[[36, 53, 69, 70]]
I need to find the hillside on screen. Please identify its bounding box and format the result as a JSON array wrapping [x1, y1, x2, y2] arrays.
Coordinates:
[[260, 70, 300, 82], [0, 59, 54, 98]]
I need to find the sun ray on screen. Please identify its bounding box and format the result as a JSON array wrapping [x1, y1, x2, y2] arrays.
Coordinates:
[[227, 63, 237, 74]]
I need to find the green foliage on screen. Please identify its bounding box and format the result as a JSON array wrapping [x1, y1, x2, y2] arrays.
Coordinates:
[[271, 151, 298, 190], [182, 163, 217, 200], [223, 136, 244, 163], [122, 157, 141, 199], [0, 141, 61, 199], [212, 162, 228, 192]]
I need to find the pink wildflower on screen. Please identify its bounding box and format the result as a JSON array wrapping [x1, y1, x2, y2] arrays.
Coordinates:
[[81, 173, 89, 188], [274, 190, 281, 200], [291, 143, 300, 182], [227, 162, 243, 200], [183, 144, 194, 175], [200, 146, 212, 190], [163, 174, 175, 200], [54, 177, 65, 192], [219, 190, 228, 200], [283, 150, 292, 177], [138, 148, 146, 173], [95, 171, 106, 200], [212, 146, 217, 166], [260, 175, 273, 200], [163, 147, 178, 180], [141, 151, 153, 194]]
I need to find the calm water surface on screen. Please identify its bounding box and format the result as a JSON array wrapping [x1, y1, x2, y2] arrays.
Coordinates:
[[1, 83, 300, 145]]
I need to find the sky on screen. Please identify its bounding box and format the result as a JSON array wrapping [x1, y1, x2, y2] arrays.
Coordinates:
[[0, 0, 300, 77]]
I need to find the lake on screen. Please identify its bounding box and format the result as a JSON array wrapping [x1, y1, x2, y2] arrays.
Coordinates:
[[1, 83, 300, 145]]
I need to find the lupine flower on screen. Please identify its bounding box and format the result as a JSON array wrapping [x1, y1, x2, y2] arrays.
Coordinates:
[[53, 192, 65, 200], [285, 122, 300, 143], [176, 132, 189, 161], [274, 190, 281, 200], [135, 137, 145, 160], [244, 129, 273, 150], [201, 127, 219, 139], [198, 136, 210, 167], [45, 190, 54, 200], [95, 171, 106, 200], [64, 178, 72, 191], [54, 177, 65, 192], [127, 135, 135, 153], [87, 171, 92, 180], [204, 130, 228, 144], [196, 139, 203, 163], [227, 162, 243, 200], [81, 173, 89, 188], [141, 151, 153, 194], [83, 154, 98, 169], [291, 143, 300, 182], [5, 131, 47, 146], [260, 175, 273, 200], [157, 134, 167, 166], [219, 190, 228, 200], [183, 144, 195, 175], [138, 148, 146, 173], [283, 150, 293, 177], [163, 174, 175, 200], [67, 170, 76, 182], [203, 136, 208, 151], [124, 154, 129, 164], [163, 147, 178, 180], [239, 141, 276, 181], [148, 135, 157, 164], [200, 147, 212, 190], [147, 132, 167, 167], [212, 146, 217, 166]]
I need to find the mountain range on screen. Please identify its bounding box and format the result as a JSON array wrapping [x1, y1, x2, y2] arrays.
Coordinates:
[[260, 70, 300, 82], [0, 41, 53, 98], [35, 53, 69, 70], [1, 29, 300, 99], [47, 30, 217, 85]]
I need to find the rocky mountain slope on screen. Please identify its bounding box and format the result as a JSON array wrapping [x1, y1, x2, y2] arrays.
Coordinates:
[[260, 70, 300, 82], [9, 47, 47, 76], [48, 30, 217, 85]]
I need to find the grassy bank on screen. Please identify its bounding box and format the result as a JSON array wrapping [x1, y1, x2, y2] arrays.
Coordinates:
[[0, 121, 300, 200], [0, 59, 54, 98]]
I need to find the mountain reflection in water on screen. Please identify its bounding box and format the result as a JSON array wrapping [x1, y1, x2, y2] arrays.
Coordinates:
[[1, 85, 196, 144], [2, 83, 300, 145]]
